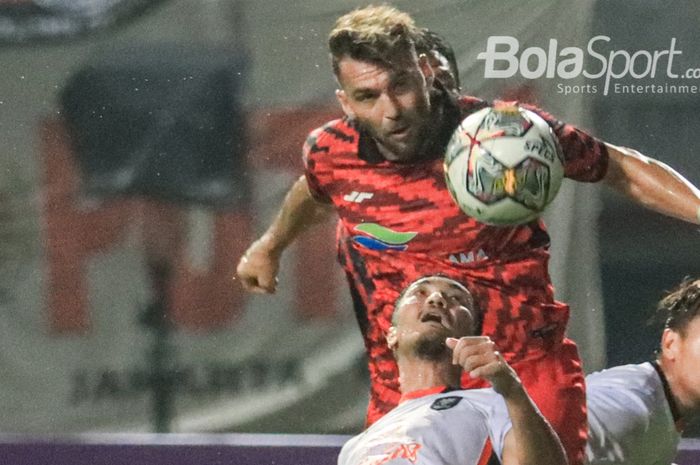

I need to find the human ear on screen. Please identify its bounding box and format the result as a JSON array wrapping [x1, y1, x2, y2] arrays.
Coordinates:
[[661, 328, 680, 360], [386, 326, 398, 350], [418, 53, 435, 89]]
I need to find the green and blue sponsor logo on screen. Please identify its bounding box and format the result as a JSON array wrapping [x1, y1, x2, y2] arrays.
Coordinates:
[[352, 223, 417, 251]]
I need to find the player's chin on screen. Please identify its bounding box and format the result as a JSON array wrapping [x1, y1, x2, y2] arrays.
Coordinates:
[[383, 139, 421, 162], [414, 333, 450, 359], [418, 324, 452, 341]]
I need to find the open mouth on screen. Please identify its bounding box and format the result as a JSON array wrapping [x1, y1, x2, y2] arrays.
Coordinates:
[[420, 311, 444, 325], [388, 126, 410, 138]]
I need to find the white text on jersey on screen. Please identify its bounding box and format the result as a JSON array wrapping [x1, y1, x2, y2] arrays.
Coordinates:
[[344, 191, 374, 203], [449, 249, 489, 264]]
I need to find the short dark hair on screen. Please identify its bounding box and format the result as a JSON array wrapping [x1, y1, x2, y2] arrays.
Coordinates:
[[392, 275, 483, 334], [657, 277, 700, 335], [328, 5, 423, 79], [418, 29, 460, 89]]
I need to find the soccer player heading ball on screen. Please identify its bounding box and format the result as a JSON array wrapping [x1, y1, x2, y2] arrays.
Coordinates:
[[237, 6, 700, 465]]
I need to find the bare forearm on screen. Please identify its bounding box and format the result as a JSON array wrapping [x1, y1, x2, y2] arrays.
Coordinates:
[[501, 385, 567, 465], [452, 338, 569, 465], [604, 143, 700, 224], [258, 175, 334, 255]]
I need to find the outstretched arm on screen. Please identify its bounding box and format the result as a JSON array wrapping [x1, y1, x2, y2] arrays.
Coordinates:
[[604, 143, 700, 224], [446, 337, 567, 465], [236, 175, 334, 293]]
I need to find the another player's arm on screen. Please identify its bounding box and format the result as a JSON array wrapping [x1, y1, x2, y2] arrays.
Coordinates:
[[446, 337, 567, 465], [603, 143, 700, 224], [522, 102, 700, 224], [236, 175, 334, 293]]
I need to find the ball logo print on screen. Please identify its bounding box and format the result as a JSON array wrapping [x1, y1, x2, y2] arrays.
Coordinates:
[[480, 105, 532, 137], [444, 105, 564, 225]]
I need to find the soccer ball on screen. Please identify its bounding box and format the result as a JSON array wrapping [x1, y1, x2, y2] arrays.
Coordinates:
[[443, 104, 564, 225]]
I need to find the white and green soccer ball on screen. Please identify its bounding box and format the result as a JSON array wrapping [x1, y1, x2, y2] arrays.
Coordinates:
[[444, 104, 565, 225]]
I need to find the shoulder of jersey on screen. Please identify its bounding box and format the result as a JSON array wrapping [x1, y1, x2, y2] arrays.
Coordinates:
[[586, 362, 657, 390], [457, 95, 490, 113], [306, 117, 359, 156]]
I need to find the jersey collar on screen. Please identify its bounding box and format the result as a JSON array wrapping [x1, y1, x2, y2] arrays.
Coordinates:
[[399, 385, 458, 403], [651, 360, 685, 431], [356, 122, 385, 164]]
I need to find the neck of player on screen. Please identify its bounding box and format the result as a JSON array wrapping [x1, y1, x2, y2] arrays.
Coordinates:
[[660, 357, 700, 421], [397, 354, 462, 395]]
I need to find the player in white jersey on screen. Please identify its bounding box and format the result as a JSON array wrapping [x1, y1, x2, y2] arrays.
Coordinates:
[[585, 278, 700, 465], [338, 275, 566, 465]]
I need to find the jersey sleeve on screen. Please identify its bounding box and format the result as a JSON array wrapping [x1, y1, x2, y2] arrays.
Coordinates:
[[336, 434, 360, 465], [519, 102, 609, 182], [458, 95, 490, 115], [302, 125, 333, 203]]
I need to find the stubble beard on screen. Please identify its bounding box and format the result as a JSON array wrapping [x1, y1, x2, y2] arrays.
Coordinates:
[[413, 331, 449, 361], [358, 119, 419, 162], [357, 100, 433, 162]]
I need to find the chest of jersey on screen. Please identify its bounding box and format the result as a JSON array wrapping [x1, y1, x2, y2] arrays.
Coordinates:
[[325, 154, 545, 260], [331, 158, 461, 229], [338, 392, 506, 465]]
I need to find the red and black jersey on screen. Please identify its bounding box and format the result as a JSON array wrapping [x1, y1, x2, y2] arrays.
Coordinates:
[[302, 93, 608, 429]]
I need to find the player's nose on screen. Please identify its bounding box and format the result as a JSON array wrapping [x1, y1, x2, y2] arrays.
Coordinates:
[[426, 291, 446, 308], [379, 92, 401, 120]]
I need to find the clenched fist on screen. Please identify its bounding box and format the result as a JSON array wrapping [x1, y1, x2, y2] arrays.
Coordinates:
[[446, 336, 521, 396], [236, 240, 281, 294]]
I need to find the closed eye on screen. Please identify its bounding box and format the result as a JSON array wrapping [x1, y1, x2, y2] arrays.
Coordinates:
[[353, 91, 378, 102]]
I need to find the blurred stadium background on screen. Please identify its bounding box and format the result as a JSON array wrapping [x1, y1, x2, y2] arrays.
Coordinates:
[[0, 0, 698, 461]]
